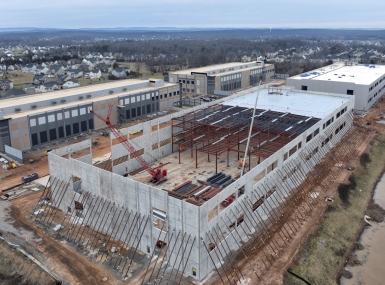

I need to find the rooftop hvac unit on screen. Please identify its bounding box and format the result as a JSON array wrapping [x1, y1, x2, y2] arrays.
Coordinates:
[[61, 99, 66, 103], [109, 90, 114, 94], [52, 101, 57, 105], [31, 104, 37, 109], [123, 88, 127, 91], [15, 107, 21, 112], [79, 95, 83, 100], [87, 94, 91, 98]]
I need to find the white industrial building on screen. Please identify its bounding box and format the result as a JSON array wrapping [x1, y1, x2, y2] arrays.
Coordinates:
[[286, 62, 385, 111], [37, 84, 356, 283]]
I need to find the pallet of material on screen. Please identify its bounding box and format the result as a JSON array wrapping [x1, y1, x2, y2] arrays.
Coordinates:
[[186, 198, 203, 206], [171, 180, 192, 192], [1, 189, 31, 201], [168, 191, 186, 200]]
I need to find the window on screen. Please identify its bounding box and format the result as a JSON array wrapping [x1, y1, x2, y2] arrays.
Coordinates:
[[30, 118, 36, 127], [191, 80, 195, 84], [58, 126, 64, 138], [31, 133, 38, 146], [131, 108, 136, 118], [187, 80, 190, 84], [40, 131, 48, 143], [71, 109, 78, 117], [137, 107, 141, 116], [48, 114, 55, 123], [164, 94, 167, 98], [126, 109, 130, 119], [146, 93, 150, 100], [347, 89, 354, 95], [66, 125, 72, 136], [57, 113, 63, 120], [81, 121, 87, 132], [182, 88, 185, 91], [49, 129, 57, 140], [183, 80, 185, 83], [142, 95, 145, 101], [191, 89, 195, 93], [38, 116, 46, 125], [137, 95, 140, 102], [73, 123, 79, 134], [147, 104, 151, 113], [160, 95, 163, 99], [131, 96, 136, 103], [314, 128, 319, 137], [124, 98, 129, 104], [187, 88, 190, 92], [89, 119, 94, 130], [301, 85, 308, 91]]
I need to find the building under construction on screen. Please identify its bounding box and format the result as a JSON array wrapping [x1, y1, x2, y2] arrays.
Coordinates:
[[34, 84, 357, 284]]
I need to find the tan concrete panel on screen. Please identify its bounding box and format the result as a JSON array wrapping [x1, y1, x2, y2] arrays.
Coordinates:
[[23, 135, 30, 150], [21, 120, 28, 130], [9, 122, 19, 132], [11, 137, 21, 150]]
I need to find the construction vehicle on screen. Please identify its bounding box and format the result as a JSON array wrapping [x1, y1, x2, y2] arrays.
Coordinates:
[[44, 149, 52, 156], [90, 105, 167, 183], [22, 173, 39, 183]]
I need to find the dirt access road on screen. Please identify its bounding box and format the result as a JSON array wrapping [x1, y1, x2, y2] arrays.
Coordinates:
[[9, 191, 125, 285]]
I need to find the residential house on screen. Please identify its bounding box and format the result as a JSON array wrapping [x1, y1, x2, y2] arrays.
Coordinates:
[[34, 66, 49, 75], [56, 74, 72, 84], [67, 69, 83, 78], [78, 65, 90, 72], [111, 68, 127, 79], [49, 65, 65, 76], [102, 58, 116, 65], [88, 69, 101, 80], [32, 75, 48, 85], [0, 79, 13, 90], [22, 63, 37, 73], [7, 65, 15, 71], [0, 64, 6, 71], [62, 79, 80, 89], [37, 81, 61, 92], [97, 63, 112, 73], [0, 71, 4, 77]]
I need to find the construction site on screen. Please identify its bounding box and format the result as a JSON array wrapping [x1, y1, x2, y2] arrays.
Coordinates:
[[7, 82, 364, 285]]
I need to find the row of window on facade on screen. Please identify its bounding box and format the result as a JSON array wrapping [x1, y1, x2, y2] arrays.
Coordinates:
[[125, 103, 158, 120], [31, 119, 93, 146], [322, 106, 348, 130], [221, 74, 241, 82], [370, 76, 385, 91], [221, 81, 241, 91], [179, 79, 195, 85], [30, 107, 92, 127]]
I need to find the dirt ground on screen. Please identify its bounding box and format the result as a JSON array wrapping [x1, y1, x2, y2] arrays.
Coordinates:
[[7, 191, 124, 285], [243, 98, 385, 285], [0, 239, 57, 285]]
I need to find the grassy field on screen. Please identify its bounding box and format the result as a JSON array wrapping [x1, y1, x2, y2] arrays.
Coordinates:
[[5, 70, 34, 88], [285, 132, 385, 285]]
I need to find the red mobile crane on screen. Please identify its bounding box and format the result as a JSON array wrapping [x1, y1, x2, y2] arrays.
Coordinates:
[[90, 105, 167, 183]]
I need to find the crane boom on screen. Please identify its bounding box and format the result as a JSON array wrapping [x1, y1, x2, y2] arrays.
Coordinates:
[[90, 105, 167, 182]]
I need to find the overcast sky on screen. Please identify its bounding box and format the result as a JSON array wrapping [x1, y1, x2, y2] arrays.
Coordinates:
[[2, 0, 385, 29]]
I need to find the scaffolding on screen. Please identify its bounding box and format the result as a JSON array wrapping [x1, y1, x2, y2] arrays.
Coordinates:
[[268, 83, 284, 94]]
